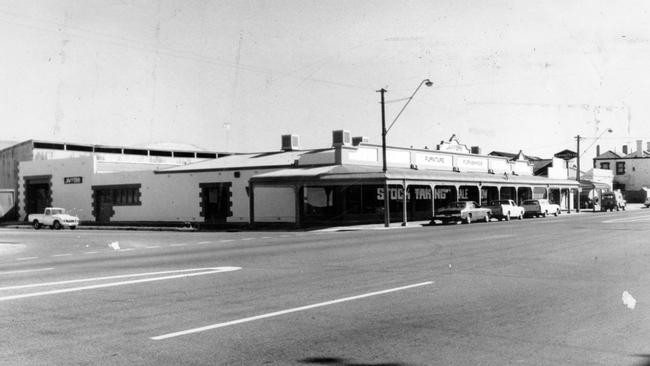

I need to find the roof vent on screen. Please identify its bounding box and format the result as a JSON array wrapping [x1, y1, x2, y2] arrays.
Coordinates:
[[281, 134, 300, 151], [471, 146, 481, 154], [352, 136, 369, 146], [332, 130, 352, 147]]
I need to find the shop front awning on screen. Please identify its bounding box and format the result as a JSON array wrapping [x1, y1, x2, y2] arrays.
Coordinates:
[[579, 180, 611, 191], [251, 164, 580, 187]]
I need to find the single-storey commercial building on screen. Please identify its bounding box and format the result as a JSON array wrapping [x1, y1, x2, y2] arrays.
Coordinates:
[[14, 132, 580, 227]]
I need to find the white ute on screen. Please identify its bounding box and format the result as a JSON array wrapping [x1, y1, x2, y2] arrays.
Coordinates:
[[486, 199, 525, 221], [28, 207, 80, 230]]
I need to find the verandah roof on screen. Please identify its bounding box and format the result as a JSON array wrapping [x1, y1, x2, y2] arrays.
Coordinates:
[[251, 165, 580, 187]]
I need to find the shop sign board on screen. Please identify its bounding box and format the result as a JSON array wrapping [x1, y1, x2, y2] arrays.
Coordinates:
[[376, 187, 432, 201], [554, 150, 578, 160], [456, 156, 488, 172], [489, 158, 509, 173], [434, 187, 452, 199], [347, 147, 378, 163], [414, 152, 453, 170], [64, 176, 83, 184]]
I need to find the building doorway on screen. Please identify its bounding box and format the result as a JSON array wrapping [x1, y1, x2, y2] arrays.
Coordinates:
[[200, 182, 232, 224], [24, 176, 52, 216]]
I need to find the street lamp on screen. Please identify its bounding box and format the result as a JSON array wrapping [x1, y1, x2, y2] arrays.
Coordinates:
[[575, 128, 613, 212], [378, 79, 433, 227]]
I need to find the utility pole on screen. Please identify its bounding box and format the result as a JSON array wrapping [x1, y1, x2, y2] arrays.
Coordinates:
[[575, 135, 581, 213], [379, 88, 390, 227]]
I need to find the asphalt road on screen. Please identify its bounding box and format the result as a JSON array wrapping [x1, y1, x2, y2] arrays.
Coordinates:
[[2, 209, 650, 366]]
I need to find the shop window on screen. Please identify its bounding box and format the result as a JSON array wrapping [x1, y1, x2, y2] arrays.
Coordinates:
[[600, 162, 610, 170], [616, 162, 625, 175]]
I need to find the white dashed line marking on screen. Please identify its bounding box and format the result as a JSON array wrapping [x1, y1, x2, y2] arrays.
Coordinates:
[[145, 246, 161, 249], [0, 268, 54, 275], [84, 251, 99, 255], [16, 257, 38, 261], [170, 244, 187, 247], [219, 240, 234, 243], [151, 281, 433, 340], [197, 241, 211, 245], [241, 238, 255, 241], [51, 254, 72, 257], [0, 267, 242, 301]]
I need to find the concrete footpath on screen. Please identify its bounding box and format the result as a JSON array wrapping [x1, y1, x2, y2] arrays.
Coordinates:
[[2, 204, 647, 233]]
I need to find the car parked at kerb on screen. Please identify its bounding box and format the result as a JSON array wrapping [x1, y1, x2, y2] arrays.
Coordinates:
[[521, 199, 561, 218], [485, 199, 525, 221], [432, 201, 491, 224], [601, 190, 626, 211], [28, 207, 80, 230]]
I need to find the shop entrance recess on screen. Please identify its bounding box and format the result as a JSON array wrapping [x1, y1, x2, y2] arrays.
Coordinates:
[[92, 184, 142, 223], [24, 175, 52, 217], [200, 182, 232, 224]]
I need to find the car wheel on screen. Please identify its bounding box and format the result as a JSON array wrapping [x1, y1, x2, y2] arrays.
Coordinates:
[[33, 220, 40, 230], [554, 210, 559, 217], [518, 213, 523, 220], [53, 221, 62, 230], [542, 211, 547, 218], [505, 213, 511, 221], [464, 215, 472, 224]]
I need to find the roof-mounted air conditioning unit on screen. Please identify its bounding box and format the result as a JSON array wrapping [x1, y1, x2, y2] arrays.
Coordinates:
[[332, 130, 352, 147], [281, 134, 300, 151]]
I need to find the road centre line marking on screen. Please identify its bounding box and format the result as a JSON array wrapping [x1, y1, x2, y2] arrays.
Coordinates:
[[219, 239, 234, 243], [120, 248, 135, 251], [170, 244, 187, 247], [0, 267, 241, 301], [16, 257, 38, 261], [0, 268, 54, 275], [51, 254, 72, 257], [84, 251, 98, 254], [241, 238, 255, 241], [151, 281, 433, 340], [197, 241, 211, 244], [145, 246, 161, 249]]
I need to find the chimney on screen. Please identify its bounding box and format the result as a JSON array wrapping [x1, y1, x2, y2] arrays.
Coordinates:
[[332, 130, 351, 147], [637, 140, 643, 156], [596, 145, 600, 157], [622, 145, 628, 155], [470, 146, 481, 154], [281, 134, 300, 151]]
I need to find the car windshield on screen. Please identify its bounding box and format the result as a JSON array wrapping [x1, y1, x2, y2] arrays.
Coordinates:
[[523, 200, 538, 205]]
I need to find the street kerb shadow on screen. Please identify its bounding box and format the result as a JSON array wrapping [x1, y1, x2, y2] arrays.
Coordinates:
[[298, 356, 414, 366]]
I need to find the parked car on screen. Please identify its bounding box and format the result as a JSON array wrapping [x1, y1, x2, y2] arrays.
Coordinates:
[[432, 201, 491, 224], [601, 190, 626, 211], [28, 207, 80, 230], [485, 199, 525, 221], [521, 199, 561, 218]]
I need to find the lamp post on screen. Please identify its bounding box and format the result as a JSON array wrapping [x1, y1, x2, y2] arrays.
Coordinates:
[[575, 128, 613, 212], [378, 79, 433, 227]]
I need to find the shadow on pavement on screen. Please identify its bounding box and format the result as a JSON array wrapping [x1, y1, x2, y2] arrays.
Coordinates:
[[298, 356, 412, 366], [632, 354, 650, 366]]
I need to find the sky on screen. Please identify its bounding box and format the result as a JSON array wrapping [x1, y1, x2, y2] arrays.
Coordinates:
[[2, 0, 650, 165]]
